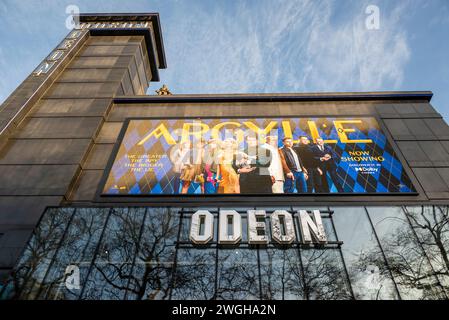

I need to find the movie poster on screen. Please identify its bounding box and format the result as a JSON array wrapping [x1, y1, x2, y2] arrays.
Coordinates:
[[101, 117, 416, 195]]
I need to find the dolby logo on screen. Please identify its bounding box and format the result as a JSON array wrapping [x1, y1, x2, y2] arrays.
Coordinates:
[[355, 167, 379, 173], [189, 209, 328, 246]]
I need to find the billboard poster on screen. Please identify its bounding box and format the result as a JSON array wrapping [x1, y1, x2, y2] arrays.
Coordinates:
[[101, 117, 416, 195]]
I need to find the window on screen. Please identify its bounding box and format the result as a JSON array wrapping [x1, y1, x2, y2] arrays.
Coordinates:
[[367, 207, 447, 300], [332, 207, 398, 300], [6, 205, 448, 300]]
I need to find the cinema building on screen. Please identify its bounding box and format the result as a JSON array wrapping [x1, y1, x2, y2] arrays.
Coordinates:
[[0, 13, 449, 300]]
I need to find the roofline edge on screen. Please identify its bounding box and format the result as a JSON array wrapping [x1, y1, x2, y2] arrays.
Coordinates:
[[113, 91, 434, 104], [76, 12, 167, 69]]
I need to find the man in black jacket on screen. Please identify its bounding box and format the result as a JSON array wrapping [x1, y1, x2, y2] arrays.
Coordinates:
[[234, 136, 273, 194], [280, 137, 308, 193], [311, 137, 344, 193], [296, 136, 323, 193]]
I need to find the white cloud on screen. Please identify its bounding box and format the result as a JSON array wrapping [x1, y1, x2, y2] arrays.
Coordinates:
[[160, 0, 411, 94], [302, 2, 411, 91], [0, 0, 415, 102]]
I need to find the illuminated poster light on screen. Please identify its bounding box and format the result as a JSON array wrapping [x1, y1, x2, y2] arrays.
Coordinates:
[[101, 117, 416, 195]]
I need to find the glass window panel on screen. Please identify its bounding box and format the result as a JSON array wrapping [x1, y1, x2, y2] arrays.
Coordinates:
[[240, 212, 249, 243], [300, 248, 352, 300], [80, 208, 146, 300], [321, 217, 337, 242], [259, 248, 304, 300], [126, 207, 180, 300], [332, 207, 399, 300], [367, 206, 447, 300], [179, 213, 191, 243], [10, 208, 74, 300], [171, 248, 216, 300], [216, 249, 259, 300], [404, 206, 449, 295], [37, 208, 110, 300]]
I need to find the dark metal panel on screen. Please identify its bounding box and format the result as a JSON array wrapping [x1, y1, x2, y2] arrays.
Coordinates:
[[31, 98, 112, 118], [393, 103, 417, 115], [120, 70, 134, 96], [424, 118, 449, 140], [383, 119, 414, 140], [89, 29, 161, 81], [12, 117, 104, 139], [376, 103, 399, 118], [418, 141, 449, 167], [413, 103, 440, 115], [94, 122, 123, 143], [0, 164, 79, 196], [436, 168, 449, 190], [78, 44, 141, 56], [82, 144, 114, 170], [68, 56, 132, 69], [412, 168, 449, 199], [68, 170, 104, 201], [396, 141, 432, 167], [0, 139, 91, 165], [0, 196, 62, 226], [58, 68, 128, 82], [403, 119, 436, 140], [128, 56, 144, 94], [44, 82, 121, 99]]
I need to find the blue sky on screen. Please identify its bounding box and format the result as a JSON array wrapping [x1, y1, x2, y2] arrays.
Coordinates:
[[1, 0, 449, 119]]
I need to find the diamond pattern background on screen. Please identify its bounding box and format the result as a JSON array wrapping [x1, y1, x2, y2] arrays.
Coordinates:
[[102, 117, 416, 195]]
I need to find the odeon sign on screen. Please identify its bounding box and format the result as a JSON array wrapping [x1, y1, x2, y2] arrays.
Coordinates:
[[189, 210, 328, 245]]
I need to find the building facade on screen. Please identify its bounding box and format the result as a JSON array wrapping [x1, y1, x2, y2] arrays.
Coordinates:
[[0, 13, 449, 300]]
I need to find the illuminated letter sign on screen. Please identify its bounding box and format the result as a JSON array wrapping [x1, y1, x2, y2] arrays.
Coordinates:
[[102, 117, 416, 195], [247, 210, 268, 244], [271, 210, 296, 244], [189, 210, 214, 244], [188, 209, 329, 246], [218, 210, 242, 244], [298, 210, 328, 244]]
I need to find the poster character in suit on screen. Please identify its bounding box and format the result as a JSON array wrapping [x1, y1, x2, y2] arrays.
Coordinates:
[[296, 135, 323, 193], [280, 137, 308, 193], [311, 137, 344, 193]]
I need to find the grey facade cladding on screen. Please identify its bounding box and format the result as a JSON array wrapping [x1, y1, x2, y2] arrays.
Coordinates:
[[0, 22, 164, 274], [0, 13, 449, 298]]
